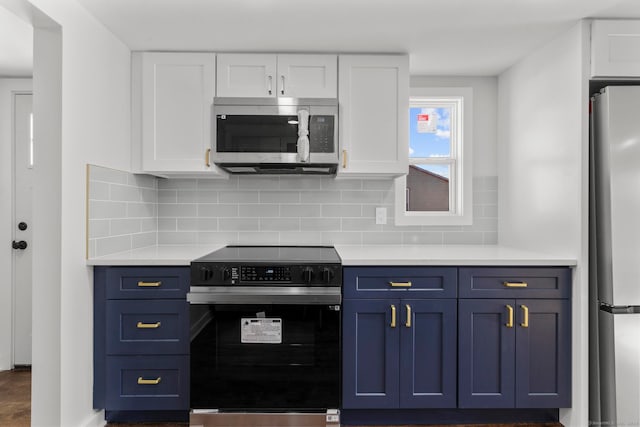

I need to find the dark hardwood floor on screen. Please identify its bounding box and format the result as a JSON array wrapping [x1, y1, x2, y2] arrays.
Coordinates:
[[0, 368, 30, 427], [0, 369, 563, 427]]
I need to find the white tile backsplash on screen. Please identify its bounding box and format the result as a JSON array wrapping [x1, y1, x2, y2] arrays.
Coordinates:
[[88, 165, 158, 256], [88, 165, 499, 256]]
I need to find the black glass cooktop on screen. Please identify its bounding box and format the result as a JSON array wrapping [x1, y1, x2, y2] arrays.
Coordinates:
[[194, 245, 341, 264]]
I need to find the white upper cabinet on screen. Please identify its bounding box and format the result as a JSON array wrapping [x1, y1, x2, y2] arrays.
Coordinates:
[[276, 55, 338, 98], [592, 20, 640, 78], [216, 53, 337, 98], [135, 52, 225, 176], [338, 54, 409, 177]]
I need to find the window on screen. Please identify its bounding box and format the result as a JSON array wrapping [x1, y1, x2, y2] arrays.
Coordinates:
[[395, 87, 472, 225]]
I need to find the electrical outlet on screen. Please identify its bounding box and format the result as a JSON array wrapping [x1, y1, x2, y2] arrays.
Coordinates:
[[375, 207, 387, 225]]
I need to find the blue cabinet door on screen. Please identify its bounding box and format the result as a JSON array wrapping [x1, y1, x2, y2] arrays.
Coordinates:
[[400, 299, 457, 408], [458, 299, 516, 408], [515, 299, 571, 408], [342, 299, 400, 409]]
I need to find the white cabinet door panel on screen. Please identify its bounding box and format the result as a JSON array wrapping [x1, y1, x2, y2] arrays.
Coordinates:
[[592, 20, 640, 78], [277, 54, 337, 98], [141, 52, 220, 174], [338, 55, 408, 176], [216, 53, 276, 98]]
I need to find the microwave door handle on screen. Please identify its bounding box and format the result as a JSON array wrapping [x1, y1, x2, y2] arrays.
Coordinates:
[[297, 110, 310, 163]]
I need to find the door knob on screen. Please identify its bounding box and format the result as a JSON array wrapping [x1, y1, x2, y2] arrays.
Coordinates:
[[12, 240, 27, 250], [18, 222, 27, 230]]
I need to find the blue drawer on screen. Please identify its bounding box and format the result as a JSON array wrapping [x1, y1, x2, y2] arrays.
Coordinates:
[[343, 267, 457, 299], [99, 267, 189, 300], [106, 300, 189, 355], [105, 355, 189, 411], [458, 267, 571, 299]]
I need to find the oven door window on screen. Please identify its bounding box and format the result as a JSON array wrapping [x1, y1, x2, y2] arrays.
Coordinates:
[[190, 304, 340, 411]]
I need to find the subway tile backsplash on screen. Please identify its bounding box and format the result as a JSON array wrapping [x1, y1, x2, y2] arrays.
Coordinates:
[[88, 165, 498, 257], [87, 165, 158, 258]]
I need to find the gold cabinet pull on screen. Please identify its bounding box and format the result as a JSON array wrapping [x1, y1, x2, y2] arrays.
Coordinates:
[[389, 281, 412, 288], [521, 305, 529, 328], [503, 281, 528, 288], [137, 321, 161, 329], [205, 148, 211, 167], [506, 305, 514, 328], [137, 377, 161, 385], [405, 304, 412, 328], [342, 149, 347, 169], [137, 281, 161, 287], [390, 305, 397, 328]]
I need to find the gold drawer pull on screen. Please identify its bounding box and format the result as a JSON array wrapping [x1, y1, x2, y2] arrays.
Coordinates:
[[137, 281, 161, 287], [137, 377, 161, 385], [506, 305, 514, 328], [389, 281, 412, 288], [503, 281, 528, 288], [521, 305, 529, 328], [137, 321, 161, 329], [342, 149, 347, 169], [205, 148, 211, 167]]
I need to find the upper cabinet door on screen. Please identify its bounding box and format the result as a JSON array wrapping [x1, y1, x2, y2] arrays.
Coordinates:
[[140, 52, 223, 175], [216, 53, 337, 98], [592, 20, 640, 78], [216, 53, 277, 98], [338, 55, 409, 176], [277, 54, 337, 98]]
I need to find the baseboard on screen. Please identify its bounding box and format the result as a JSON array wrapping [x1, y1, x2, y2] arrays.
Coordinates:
[[80, 410, 106, 427]]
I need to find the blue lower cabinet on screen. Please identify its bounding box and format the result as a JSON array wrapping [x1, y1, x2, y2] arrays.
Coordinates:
[[515, 299, 571, 408], [342, 298, 457, 409], [400, 299, 457, 408], [458, 299, 516, 408], [105, 355, 189, 410], [343, 299, 400, 409], [94, 266, 190, 421], [458, 299, 571, 409]]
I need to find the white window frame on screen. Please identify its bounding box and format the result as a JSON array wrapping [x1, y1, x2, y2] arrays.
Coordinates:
[[395, 87, 473, 226]]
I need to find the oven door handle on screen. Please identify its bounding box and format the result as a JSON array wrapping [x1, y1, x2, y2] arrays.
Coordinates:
[[187, 286, 342, 305]]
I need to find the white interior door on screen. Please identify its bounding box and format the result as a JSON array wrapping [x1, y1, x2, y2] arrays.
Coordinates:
[[13, 93, 32, 366]]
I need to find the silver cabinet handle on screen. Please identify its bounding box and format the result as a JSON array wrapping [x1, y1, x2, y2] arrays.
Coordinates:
[[268, 75, 273, 95], [281, 75, 285, 95]]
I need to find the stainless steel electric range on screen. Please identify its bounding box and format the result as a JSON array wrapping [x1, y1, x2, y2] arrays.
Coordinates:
[[187, 246, 342, 424]]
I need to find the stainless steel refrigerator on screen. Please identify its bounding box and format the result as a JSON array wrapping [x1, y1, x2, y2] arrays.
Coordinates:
[[590, 85, 640, 427]]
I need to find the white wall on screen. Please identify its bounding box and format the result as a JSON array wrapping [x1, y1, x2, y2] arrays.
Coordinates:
[[19, 0, 131, 425], [410, 76, 498, 177], [497, 21, 589, 427], [0, 78, 32, 372]]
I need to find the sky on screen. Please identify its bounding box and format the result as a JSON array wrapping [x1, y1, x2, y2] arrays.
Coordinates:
[[409, 106, 451, 178]]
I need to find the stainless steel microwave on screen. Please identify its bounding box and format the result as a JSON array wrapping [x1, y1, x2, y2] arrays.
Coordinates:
[[212, 97, 338, 174]]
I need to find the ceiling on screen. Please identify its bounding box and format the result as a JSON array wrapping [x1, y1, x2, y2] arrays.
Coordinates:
[[3, 0, 640, 77]]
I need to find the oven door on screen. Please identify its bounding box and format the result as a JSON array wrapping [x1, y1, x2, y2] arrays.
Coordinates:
[[189, 293, 340, 412]]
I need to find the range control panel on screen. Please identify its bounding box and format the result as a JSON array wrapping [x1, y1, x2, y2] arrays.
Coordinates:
[[191, 263, 342, 287]]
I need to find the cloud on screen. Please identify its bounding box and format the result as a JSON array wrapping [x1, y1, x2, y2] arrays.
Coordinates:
[[409, 146, 415, 155], [435, 129, 450, 139]]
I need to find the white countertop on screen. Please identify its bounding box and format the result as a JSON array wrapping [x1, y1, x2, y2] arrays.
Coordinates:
[[86, 244, 225, 266], [86, 244, 576, 266], [335, 245, 576, 266]]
